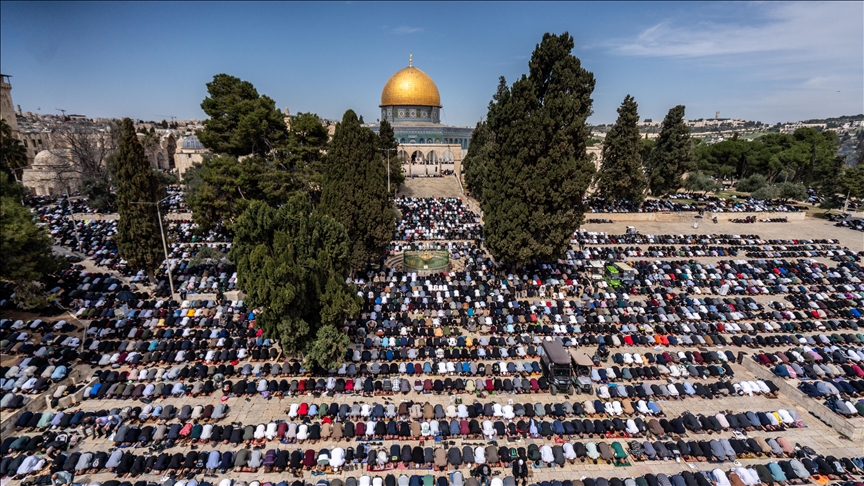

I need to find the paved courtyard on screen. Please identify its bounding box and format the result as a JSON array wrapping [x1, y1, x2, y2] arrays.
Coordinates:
[[5, 184, 864, 486]]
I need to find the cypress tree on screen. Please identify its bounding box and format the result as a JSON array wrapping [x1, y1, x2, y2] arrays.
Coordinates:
[[115, 118, 166, 282], [482, 32, 596, 265], [229, 196, 359, 370], [462, 120, 494, 201], [320, 109, 395, 267], [646, 105, 694, 196], [595, 95, 647, 204]]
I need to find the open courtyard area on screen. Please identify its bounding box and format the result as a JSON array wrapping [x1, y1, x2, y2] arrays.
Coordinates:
[[4, 179, 864, 486], [3, 4, 864, 486]]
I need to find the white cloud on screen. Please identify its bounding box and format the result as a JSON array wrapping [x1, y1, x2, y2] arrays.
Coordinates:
[[600, 2, 863, 120], [392, 26, 424, 35], [609, 3, 860, 62]]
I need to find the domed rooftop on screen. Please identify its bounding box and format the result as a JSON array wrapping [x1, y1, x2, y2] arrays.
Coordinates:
[[33, 149, 63, 166], [182, 135, 204, 150], [380, 57, 441, 108]]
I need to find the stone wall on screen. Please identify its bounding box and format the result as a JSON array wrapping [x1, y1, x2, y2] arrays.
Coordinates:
[[583, 211, 806, 223]]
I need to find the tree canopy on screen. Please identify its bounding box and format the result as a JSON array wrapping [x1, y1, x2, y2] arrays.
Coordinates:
[[695, 128, 845, 195], [683, 171, 721, 194], [0, 119, 28, 180], [480, 32, 597, 265], [840, 164, 864, 202], [646, 105, 694, 196], [319, 110, 396, 267], [184, 155, 300, 232], [595, 95, 646, 204], [735, 174, 768, 193], [462, 120, 495, 201], [114, 118, 166, 281], [198, 74, 287, 158], [51, 120, 119, 181], [228, 196, 359, 370], [0, 173, 63, 309], [284, 112, 330, 178]]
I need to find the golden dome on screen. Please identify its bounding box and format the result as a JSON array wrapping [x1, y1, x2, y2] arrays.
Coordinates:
[[380, 64, 441, 108]]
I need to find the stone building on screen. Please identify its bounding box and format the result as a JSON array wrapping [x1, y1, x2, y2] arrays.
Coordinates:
[[1, 74, 18, 132], [174, 134, 208, 176], [368, 56, 474, 177], [137, 131, 177, 170], [20, 149, 81, 196]]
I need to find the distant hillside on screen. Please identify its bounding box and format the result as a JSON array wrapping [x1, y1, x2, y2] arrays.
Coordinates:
[[800, 114, 864, 128]]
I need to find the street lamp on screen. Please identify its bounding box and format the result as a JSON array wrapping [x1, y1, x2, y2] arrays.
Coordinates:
[[130, 196, 175, 300], [378, 147, 397, 195]]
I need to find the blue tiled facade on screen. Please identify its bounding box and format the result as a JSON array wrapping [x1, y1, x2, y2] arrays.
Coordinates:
[[371, 104, 473, 150]]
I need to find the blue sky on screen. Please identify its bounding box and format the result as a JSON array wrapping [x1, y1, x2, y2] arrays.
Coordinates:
[[1, 2, 861, 126]]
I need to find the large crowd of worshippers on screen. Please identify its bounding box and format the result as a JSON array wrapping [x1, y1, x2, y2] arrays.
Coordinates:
[[395, 198, 482, 241], [3, 193, 864, 486]]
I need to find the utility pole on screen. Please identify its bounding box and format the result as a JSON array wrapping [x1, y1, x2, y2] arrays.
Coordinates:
[[131, 196, 175, 300], [64, 184, 82, 252], [378, 147, 397, 194]]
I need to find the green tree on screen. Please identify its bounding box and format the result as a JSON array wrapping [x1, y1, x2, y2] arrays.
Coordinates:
[[305, 324, 351, 372], [74, 146, 119, 213], [377, 119, 404, 188], [184, 155, 300, 231], [0, 119, 28, 180], [595, 95, 646, 203], [481, 32, 597, 265], [462, 120, 495, 201], [114, 118, 166, 282], [1, 173, 64, 309], [639, 138, 655, 166], [319, 110, 396, 267], [683, 171, 721, 194], [284, 112, 330, 176], [646, 105, 694, 196], [695, 138, 751, 178], [775, 181, 807, 202], [83, 177, 117, 212], [854, 130, 864, 167], [751, 186, 779, 200], [838, 165, 864, 211], [228, 196, 360, 369], [198, 74, 287, 158], [735, 174, 768, 193]]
